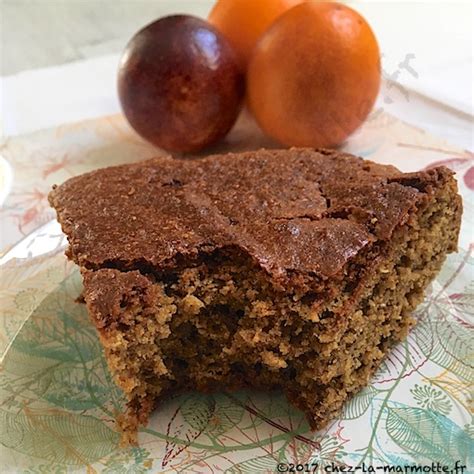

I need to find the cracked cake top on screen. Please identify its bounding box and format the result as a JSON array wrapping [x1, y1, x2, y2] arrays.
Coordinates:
[[49, 148, 453, 285]]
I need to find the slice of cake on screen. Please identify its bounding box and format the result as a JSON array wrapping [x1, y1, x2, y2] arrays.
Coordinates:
[[49, 148, 462, 444]]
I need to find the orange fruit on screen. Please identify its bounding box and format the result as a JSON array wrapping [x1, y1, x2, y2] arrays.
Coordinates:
[[247, 1, 381, 148], [208, 0, 302, 71]]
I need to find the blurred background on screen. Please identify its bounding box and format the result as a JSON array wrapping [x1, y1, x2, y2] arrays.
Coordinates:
[[1, 0, 473, 148]]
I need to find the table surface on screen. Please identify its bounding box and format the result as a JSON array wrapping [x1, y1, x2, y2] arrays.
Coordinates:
[[2, 0, 214, 76]]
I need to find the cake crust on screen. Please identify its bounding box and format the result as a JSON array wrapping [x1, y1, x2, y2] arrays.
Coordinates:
[[49, 148, 452, 287]]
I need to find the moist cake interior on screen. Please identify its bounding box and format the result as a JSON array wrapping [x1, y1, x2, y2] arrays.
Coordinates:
[[82, 171, 460, 444]]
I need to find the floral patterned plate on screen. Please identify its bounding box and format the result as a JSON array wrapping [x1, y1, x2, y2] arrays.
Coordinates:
[[0, 111, 472, 472]]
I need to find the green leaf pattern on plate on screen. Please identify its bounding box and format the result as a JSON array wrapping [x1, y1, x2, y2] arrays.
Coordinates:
[[386, 408, 474, 465], [0, 113, 472, 471]]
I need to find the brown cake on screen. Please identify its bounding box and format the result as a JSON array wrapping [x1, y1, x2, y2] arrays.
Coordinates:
[[49, 148, 462, 444]]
